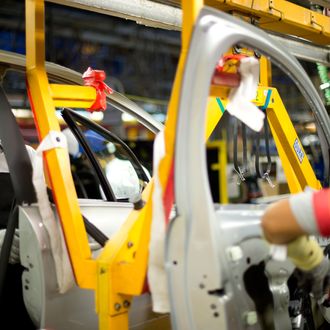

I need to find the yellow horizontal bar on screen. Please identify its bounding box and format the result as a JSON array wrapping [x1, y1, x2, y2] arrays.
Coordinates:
[[210, 85, 274, 107], [50, 84, 96, 108], [209, 85, 230, 99], [211, 164, 221, 170], [206, 0, 330, 45], [207, 141, 225, 148]]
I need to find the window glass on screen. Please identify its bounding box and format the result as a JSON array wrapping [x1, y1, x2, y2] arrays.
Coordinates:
[[62, 124, 149, 201]]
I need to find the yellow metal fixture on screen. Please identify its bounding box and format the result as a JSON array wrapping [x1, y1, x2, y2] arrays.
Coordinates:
[[208, 139, 229, 204], [26, 1, 324, 329], [26, 0, 96, 289], [207, 0, 330, 45]]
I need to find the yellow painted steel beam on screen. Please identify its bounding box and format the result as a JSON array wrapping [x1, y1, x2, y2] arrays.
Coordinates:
[[266, 88, 322, 192], [205, 0, 330, 45], [159, 0, 203, 193], [219, 138, 228, 204], [208, 140, 229, 204], [96, 2, 321, 328], [27, 1, 220, 328], [50, 84, 96, 108], [95, 2, 229, 327], [26, 2, 322, 330], [209, 86, 230, 99], [96, 182, 153, 329], [212, 85, 321, 192], [259, 56, 272, 87], [212, 85, 269, 107], [205, 97, 224, 139], [95, 57, 227, 330], [26, 0, 96, 289]]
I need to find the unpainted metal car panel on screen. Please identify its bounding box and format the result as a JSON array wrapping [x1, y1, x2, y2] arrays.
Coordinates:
[[167, 205, 294, 330], [19, 201, 170, 329], [168, 7, 330, 330]]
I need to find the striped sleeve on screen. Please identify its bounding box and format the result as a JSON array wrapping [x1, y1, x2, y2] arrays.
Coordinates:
[[289, 190, 319, 235], [313, 189, 330, 236], [289, 188, 330, 237]]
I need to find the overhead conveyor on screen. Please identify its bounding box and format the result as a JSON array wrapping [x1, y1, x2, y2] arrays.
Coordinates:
[[46, 0, 330, 66]]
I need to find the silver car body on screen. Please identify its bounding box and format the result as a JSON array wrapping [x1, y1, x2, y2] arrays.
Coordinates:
[[167, 7, 330, 330]]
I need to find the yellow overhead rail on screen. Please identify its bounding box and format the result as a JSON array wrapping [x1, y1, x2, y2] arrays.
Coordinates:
[[209, 0, 330, 45], [167, 0, 330, 46]]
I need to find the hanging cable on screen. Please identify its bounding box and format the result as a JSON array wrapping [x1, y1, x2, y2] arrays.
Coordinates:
[[255, 113, 275, 187], [233, 118, 248, 183]]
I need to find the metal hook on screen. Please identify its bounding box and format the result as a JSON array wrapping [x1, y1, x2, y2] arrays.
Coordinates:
[[255, 113, 276, 188], [234, 166, 246, 185], [263, 172, 275, 188], [233, 119, 248, 184]]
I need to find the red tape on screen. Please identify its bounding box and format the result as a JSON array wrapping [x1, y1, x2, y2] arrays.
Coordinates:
[[82, 67, 113, 112], [163, 160, 175, 225]]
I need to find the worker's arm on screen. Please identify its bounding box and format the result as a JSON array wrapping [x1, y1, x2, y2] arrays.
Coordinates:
[[261, 188, 330, 303], [261, 198, 305, 244], [262, 188, 330, 244]]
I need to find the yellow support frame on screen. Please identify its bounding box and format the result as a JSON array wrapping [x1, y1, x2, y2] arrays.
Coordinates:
[[208, 140, 229, 204], [26, 1, 323, 330], [96, 183, 153, 328], [50, 84, 96, 108], [207, 0, 330, 45], [26, 1, 223, 329], [215, 87, 321, 191], [26, 0, 96, 289], [158, 0, 204, 214], [267, 89, 321, 192]]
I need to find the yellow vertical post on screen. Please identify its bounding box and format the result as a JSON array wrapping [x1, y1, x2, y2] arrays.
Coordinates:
[[219, 138, 228, 204], [205, 96, 224, 139], [209, 140, 229, 204], [96, 183, 154, 330], [267, 89, 321, 192], [182, 0, 204, 50], [25, 0, 95, 288], [159, 0, 204, 191], [258, 56, 312, 193], [259, 56, 272, 87]]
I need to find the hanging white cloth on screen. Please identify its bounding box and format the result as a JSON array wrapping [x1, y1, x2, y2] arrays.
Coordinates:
[[148, 130, 170, 313], [226, 57, 265, 132], [32, 131, 74, 294]]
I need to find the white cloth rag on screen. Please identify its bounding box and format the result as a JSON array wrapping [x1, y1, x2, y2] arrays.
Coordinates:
[[148, 130, 170, 313], [32, 131, 74, 294], [226, 57, 265, 132]]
